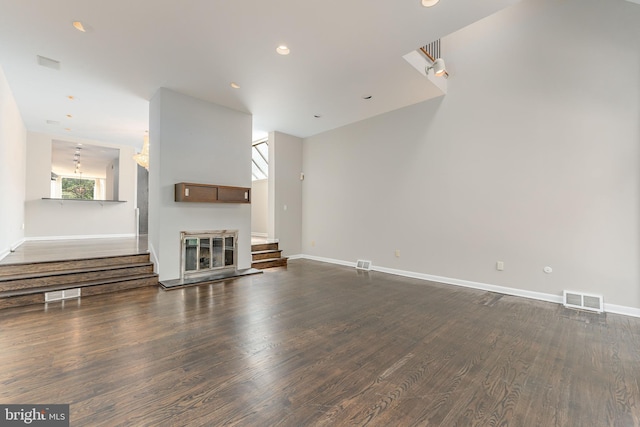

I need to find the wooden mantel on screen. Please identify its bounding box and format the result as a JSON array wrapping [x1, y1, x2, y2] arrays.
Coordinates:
[[175, 182, 251, 204]]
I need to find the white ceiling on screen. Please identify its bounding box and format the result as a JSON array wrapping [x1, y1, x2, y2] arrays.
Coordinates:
[[0, 0, 519, 150], [51, 140, 119, 178]]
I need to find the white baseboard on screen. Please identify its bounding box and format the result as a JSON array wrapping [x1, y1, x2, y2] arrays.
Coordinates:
[[287, 254, 304, 260], [373, 265, 563, 305], [301, 255, 356, 268], [148, 243, 159, 274], [0, 238, 26, 262], [11, 238, 26, 252], [604, 303, 640, 318], [25, 233, 137, 241], [296, 255, 640, 319]]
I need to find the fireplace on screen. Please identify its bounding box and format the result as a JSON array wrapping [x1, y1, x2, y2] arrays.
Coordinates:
[[180, 230, 237, 280]]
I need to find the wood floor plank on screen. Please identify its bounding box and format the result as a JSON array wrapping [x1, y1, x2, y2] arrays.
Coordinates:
[[1, 259, 640, 426]]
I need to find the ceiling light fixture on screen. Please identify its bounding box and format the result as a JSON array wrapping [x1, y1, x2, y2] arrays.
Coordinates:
[[230, 82, 240, 89], [426, 58, 446, 76], [73, 147, 82, 174], [276, 45, 290, 55], [73, 21, 86, 32], [134, 132, 150, 170], [421, 0, 440, 7]]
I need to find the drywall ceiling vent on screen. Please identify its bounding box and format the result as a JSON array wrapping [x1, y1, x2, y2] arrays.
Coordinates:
[[355, 260, 372, 271], [45, 288, 81, 302], [37, 55, 61, 70], [563, 290, 603, 313]]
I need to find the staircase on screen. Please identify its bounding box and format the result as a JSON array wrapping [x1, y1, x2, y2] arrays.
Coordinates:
[[251, 242, 288, 269], [0, 254, 158, 310]]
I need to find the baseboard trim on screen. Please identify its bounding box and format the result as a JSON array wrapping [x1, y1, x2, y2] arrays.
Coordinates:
[[148, 243, 159, 274], [10, 238, 26, 252], [287, 254, 304, 260], [604, 303, 640, 318], [373, 265, 563, 305], [25, 233, 137, 241], [302, 255, 356, 268], [1, 238, 26, 262], [297, 255, 640, 319]]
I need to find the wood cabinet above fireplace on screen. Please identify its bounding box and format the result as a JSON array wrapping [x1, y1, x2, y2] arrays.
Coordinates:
[[175, 183, 251, 204]]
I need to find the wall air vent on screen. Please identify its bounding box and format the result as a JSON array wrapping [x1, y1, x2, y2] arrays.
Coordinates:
[[37, 55, 61, 70], [45, 288, 81, 302], [563, 290, 603, 313], [355, 260, 372, 271]]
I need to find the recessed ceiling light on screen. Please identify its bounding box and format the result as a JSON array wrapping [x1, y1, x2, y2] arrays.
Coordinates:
[[276, 45, 290, 55], [65, 128, 71, 131], [362, 95, 373, 100], [66, 114, 72, 118], [313, 114, 322, 118], [67, 95, 75, 100], [421, 0, 440, 6], [230, 82, 240, 89], [73, 21, 86, 32]]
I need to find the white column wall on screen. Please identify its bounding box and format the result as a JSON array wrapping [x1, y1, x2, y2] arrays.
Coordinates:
[[268, 131, 302, 256], [149, 88, 252, 280], [0, 65, 26, 258]]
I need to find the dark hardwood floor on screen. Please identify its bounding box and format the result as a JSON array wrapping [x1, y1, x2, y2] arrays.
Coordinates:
[[1, 259, 639, 426]]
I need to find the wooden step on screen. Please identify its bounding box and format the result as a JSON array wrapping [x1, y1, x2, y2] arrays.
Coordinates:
[[0, 263, 154, 293], [252, 249, 283, 261], [0, 250, 159, 310], [0, 253, 150, 277], [251, 243, 279, 252], [251, 258, 288, 270], [0, 274, 159, 310]]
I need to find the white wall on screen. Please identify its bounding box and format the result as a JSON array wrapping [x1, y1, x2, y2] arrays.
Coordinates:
[[302, 0, 640, 309], [149, 88, 252, 280], [268, 131, 303, 256], [251, 179, 268, 235], [0, 65, 26, 259], [24, 132, 137, 238]]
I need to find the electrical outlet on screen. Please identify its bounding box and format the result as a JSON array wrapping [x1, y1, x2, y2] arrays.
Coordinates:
[[496, 261, 504, 271], [395, 249, 400, 258]]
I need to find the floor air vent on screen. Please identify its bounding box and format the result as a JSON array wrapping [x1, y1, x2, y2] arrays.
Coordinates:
[[45, 288, 81, 302], [355, 260, 372, 271], [563, 290, 603, 313]]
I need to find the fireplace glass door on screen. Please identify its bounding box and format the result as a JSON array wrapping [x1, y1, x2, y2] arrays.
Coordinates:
[[181, 231, 238, 279]]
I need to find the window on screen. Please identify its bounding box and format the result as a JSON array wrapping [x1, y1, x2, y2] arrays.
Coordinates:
[[61, 177, 96, 200], [51, 176, 106, 200], [252, 140, 268, 181]]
